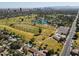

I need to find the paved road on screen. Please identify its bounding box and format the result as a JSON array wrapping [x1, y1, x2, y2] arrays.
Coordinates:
[[60, 11, 79, 56]]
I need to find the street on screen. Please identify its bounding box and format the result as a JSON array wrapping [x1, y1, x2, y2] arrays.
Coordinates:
[[60, 11, 79, 56]]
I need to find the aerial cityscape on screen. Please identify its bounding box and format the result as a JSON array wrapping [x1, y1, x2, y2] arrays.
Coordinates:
[[0, 2, 79, 56]]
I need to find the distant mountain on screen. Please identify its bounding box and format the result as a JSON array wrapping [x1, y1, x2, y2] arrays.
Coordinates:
[[52, 6, 79, 9]]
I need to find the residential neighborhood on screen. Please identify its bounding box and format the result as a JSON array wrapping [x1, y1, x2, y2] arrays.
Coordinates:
[[0, 2, 79, 56]]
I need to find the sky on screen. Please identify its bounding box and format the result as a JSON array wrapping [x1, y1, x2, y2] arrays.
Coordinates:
[[0, 2, 79, 8]]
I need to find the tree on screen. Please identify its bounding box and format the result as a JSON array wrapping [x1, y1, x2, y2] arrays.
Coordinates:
[[10, 41, 21, 49], [30, 38, 35, 42], [29, 41, 32, 44], [21, 18, 24, 22], [38, 46, 42, 50], [39, 28, 42, 33], [43, 44, 48, 49], [57, 48, 60, 51], [46, 49, 54, 56], [38, 44, 43, 50], [55, 52, 59, 56], [9, 24, 14, 27]]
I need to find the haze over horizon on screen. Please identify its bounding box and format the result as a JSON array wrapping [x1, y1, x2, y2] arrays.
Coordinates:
[[0, 2, 79, 8]]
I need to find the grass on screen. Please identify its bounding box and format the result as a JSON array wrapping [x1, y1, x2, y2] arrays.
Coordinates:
[[0, 15, 41, 35], [41, 28, 55, 36], [34, 26, 56, 46], [0, 15, 37, 25], [42, 38, 63, 52], [0, 25, 34, 41], [73, 32, 79, 48], [34, 36, 63, 53], [11, 24, 40, 35], [34, 28, 62, 53], [0, 14, 63, 55]]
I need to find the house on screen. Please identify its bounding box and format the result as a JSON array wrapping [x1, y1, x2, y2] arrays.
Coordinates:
[[8, 36, 17, 42], [39, 50, 48, 55], [56, 26, 69, 35], [71, 48, 79, 56], [53, 33, 62, 41], [28, 48, 45, 56], [22, 46, 46, 56], [53, 26, 69, 41], [0, 46, 5, 53]]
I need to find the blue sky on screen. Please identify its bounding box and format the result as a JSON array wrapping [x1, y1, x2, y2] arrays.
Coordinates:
[[0, 2, 79, 8]]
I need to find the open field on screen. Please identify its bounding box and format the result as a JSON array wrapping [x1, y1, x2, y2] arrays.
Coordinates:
[[0, 15, 63, 55], [0, 25, 34, 41], [42, 38, 62, 53]]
